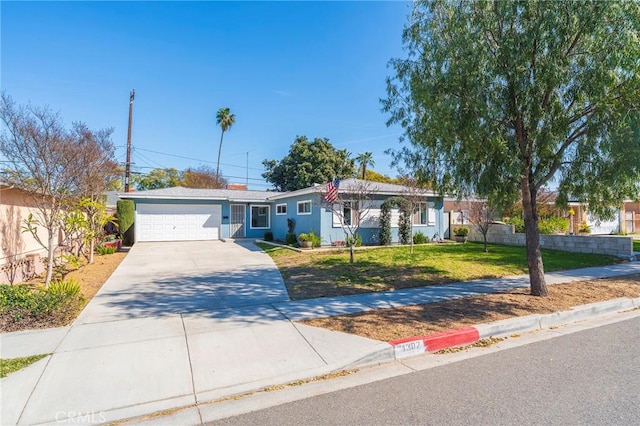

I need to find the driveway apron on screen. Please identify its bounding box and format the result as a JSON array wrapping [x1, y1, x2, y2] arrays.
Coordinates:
[[76, 240, 290, 324], [13, 240, 366, 425]]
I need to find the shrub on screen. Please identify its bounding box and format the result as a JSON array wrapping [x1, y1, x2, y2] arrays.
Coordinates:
[[96, 245, 117, 255], [453, 226, 469, 237], [285, 232, 298, 245], [287, 218, 296, 233], [298, 233, 311, 242], [413, 231, 428, 244], [308, 230, 322, 248], [117, 199, 135, 246], [538, 217, 569, 234], [61, 253, 82, 269], [48, 279, 81, 298], [578, 221, 591, 234], [263, 231, 274, 241], [504, 216, 525, 233], [506, 216, 569, 234], [345, 234, 363, 247], [0, 283, 84, 331]]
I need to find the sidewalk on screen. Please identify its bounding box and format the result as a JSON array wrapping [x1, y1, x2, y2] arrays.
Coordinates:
[[2, 261, 639, 425]]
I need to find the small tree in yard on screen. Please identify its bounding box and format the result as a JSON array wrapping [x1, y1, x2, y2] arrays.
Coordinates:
[[0, 93, 117, 287], [318, 179, 377, 263], [468, 199, 498, 253]]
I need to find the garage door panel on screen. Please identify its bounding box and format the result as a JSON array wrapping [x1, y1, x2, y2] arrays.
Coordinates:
[[137, 204, 221, 242]]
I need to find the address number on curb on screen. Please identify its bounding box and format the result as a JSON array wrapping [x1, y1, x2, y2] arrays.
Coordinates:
[[394, 340, 426, 358]]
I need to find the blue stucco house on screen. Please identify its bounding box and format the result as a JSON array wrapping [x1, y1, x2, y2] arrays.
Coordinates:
[[118, 178, 444, 245]]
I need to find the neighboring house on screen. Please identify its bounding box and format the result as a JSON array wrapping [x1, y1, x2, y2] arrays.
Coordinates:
[[103, 191, 120, 215], [118, 178, 445, 245], [0, 185, 48, 283], [567, 202, 622, 235], [443, 196, 501, 239], [622, 200, 640, 234]]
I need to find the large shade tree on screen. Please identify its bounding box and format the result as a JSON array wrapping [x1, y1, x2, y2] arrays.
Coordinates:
[[262, 136, 356, 191], [384, 0, 640, 296], [132, 168, 182, 190]]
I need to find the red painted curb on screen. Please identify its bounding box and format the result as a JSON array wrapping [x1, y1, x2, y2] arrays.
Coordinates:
[[390, 326, 480, 356]]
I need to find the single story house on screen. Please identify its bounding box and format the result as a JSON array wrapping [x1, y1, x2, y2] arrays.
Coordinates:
[[118, 178, 445, 246]]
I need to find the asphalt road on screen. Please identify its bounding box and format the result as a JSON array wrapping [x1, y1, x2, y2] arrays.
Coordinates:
[[210, 317, 640, 426]]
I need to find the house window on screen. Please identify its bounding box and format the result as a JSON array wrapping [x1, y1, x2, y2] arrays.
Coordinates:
[[333, 201, 358, 227], [297, 200, 312, 215], [251, 205, 270, 229], [414, 202, 428, 225], [276, 203, 287, 215], [414, 202, 436, 226]]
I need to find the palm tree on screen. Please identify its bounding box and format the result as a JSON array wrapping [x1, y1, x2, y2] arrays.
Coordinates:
[[215, 107, 236, 185], [356, 151, 375, 180]]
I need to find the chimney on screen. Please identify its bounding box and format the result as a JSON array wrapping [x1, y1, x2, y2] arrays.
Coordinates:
[[226, 183, 248, 191]]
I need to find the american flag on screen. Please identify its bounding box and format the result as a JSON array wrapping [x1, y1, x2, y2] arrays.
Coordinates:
[[323, 178, 340, 203]]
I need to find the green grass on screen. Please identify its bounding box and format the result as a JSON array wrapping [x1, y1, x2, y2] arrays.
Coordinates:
[[258, 242, 619, 300], [0, 354, 49, 378], [634, 240, 640, 252]]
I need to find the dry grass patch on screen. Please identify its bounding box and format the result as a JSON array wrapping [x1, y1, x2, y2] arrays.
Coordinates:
[[302, 274, 640, 342], [65, 251, 128, 299]]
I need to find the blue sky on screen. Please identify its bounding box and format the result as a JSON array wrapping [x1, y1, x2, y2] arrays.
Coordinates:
[[2, 1, 411, 189]]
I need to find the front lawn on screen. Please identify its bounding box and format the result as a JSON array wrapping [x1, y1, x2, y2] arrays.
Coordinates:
[[258, 242, 619, 300], [634, 240, 640, 252]]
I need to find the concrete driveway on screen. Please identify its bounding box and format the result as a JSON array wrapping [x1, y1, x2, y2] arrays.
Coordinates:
[[8, 240, 389, 425], [76, 240, 290, 324]]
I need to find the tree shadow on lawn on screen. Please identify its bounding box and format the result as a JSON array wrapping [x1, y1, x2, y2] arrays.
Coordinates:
[[282, 259, 452, 300]]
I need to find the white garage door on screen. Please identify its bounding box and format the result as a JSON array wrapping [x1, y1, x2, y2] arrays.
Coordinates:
[[136, 204, 221, 242]]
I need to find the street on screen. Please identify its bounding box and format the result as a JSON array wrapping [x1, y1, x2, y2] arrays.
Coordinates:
[[210, 317, 640, 425]]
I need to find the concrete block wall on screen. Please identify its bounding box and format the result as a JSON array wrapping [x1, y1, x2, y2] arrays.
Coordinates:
[[468, 224, 633, 257]]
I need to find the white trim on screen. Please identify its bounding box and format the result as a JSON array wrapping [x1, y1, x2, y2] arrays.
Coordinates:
[[276, 203, 287, 215], [250, 204, 271, 229], [297, 200, 312, 215]]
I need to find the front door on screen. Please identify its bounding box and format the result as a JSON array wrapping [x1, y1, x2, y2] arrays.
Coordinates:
[[230, 204, 246, 238]]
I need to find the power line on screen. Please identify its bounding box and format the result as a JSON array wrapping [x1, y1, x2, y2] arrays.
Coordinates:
[[134, 147, 264, 171]]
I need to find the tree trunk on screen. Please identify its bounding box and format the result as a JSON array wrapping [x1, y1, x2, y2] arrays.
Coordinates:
[[89, 239, 95, 264], [410, 220, 414, 254], [349, 244, 355, 263], [521, 177, 548, 296], [483, 234, 488, 253], [216, 130, 225, 184], [45, 231, 56, 289]]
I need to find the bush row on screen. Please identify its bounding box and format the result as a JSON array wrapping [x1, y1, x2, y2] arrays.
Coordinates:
[[0, 280, 84, 332]]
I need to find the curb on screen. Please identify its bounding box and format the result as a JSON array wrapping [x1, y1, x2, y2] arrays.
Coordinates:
[[390, 297, 640, 359]]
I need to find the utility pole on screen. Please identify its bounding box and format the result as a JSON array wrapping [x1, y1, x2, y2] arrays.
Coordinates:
[[246, 151, 249, 186], [124, 89, 135, 192]]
